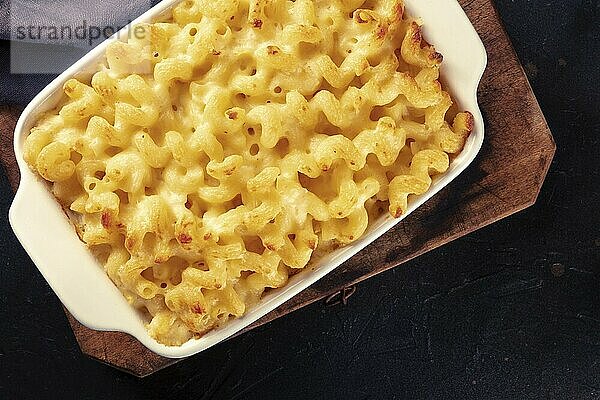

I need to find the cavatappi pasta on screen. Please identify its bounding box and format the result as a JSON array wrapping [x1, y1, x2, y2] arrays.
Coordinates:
[[24, 0, 473, 345]]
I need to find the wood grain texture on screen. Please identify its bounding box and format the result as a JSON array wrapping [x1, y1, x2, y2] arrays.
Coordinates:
[[0, 0, 555, 377]]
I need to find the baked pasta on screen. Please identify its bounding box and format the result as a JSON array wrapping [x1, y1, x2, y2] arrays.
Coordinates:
[[23, 0, 473, 345]]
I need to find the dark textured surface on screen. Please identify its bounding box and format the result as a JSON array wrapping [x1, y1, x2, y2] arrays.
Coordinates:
[[0, 1, 599, 399]]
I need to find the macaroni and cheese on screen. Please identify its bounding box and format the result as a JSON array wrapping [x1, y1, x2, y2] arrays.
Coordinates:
[[23, 0, 473, 345]]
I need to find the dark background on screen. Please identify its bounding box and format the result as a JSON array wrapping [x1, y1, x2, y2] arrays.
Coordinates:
[[1, 0, 599, 399]]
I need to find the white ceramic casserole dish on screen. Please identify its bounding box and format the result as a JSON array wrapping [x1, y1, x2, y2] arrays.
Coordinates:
[[9, 0, 487, 358]]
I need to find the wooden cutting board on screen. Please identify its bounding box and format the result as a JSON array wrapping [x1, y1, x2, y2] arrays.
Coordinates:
[[0, 0, 555, 377]]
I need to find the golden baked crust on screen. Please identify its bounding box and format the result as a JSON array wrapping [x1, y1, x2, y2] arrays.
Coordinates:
[[24, 0, 472, 345]]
